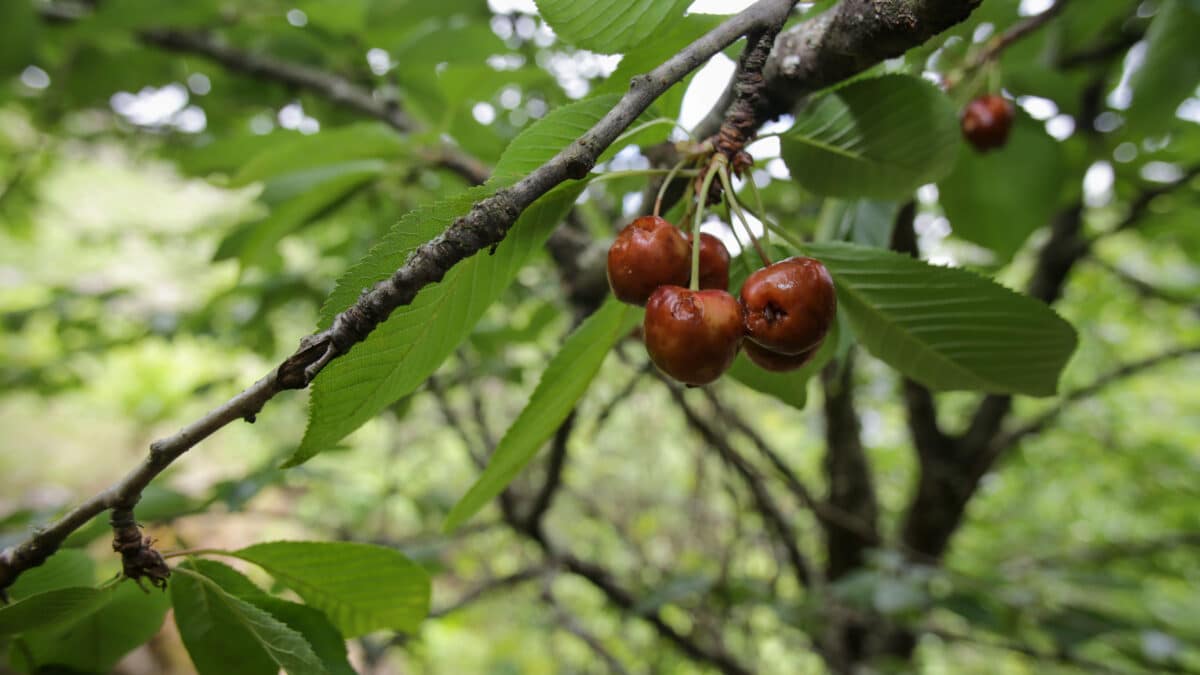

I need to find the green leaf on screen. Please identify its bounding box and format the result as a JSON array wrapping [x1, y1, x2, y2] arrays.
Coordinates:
[[804, 242, 1077, 396], [939, 115, 1064, 259], [725, 318, 840, 410], [234, 541, 430, 637], [0, 588, 110, 636], [445, 298, 641, 531], [293, 94, 620, 464], [171, 563, 326, 675], [492, 94, 620, 184], [216, 161, 383, 267], [781, 75, 960, 199], [599, 15, 725, 94], [0, 0, 37, 78], [232, 124, 405, 187], [818, 199, 900, 248], [1126, 0, 1200, 137], [16, 580, 170, 673], [174, 559, 359, 675], [533, 0, 692, 54], [87, 0, 219, 29], [256, 599, 356, 675], [596, 14, 724, 120], [292, 184, 580, 464], [391, 23, 506, 67], [7, 549, 94, 599]]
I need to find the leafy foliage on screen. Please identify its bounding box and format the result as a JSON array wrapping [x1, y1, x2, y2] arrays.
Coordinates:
[[1, 0, 1198, 673], [293, 94, 621, 464], [0, 588, 111, 636], [806, 242, 1078, 395], [171, 561, 326, 675], [12, 582, 170, 674], [446, 298, 641, 531], [938, 115, 1065, 259], [781, 75, 960, 199], [234, 541, 431, 636], [1125, 0, 1200, 136], [534, 0, 692, 54]]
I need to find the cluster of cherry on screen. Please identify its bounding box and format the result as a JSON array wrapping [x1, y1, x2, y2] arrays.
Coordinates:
[[607, 215, 836, 386]]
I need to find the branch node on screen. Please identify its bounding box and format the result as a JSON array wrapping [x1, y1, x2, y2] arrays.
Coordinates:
[[110, 508, 170, 592]]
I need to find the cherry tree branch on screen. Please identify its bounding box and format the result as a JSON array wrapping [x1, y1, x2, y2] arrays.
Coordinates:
[[693, 0, 982, 136], [430, 566, 547, 619], [541, 586, 634, 675], [0, 0, 798, 593], [944, 0, 1069, 88], [981, 343, 1200, 466], [1087, 256, 1200, 314], [136, 28, 493, 186], [666, 382, 815, 589]]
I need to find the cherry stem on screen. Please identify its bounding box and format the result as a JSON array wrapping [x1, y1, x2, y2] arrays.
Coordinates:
[[691, 158, 724, 291], [614, 117, 697, 145], [738, 195, 807, 253], [160, 547, 224, 560], [743, 172, 772, 246], [654, 158, 691, 218], [590, 168, 698, 185], [719, 165, 771, 267], [722, 199, 754, 258]]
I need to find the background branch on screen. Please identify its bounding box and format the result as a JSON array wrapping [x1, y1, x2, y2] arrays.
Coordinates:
[[667, 382, 815, 589], [982, 343, 1200, 466]]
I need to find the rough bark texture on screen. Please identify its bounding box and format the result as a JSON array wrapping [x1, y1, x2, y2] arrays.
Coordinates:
[[763, 0, 983, 113]]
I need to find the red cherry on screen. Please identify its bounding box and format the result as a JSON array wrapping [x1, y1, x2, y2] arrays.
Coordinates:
[[961, 95, 1015, 152], [644, 286, 743, 386], [740, 256, 836, 355], [688, 232, 731, 291], [743, 339, 821, 372], [607, 215, 689, 306]]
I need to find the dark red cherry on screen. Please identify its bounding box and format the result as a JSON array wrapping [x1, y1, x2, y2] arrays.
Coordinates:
[[961, 94, 1015, 152], [740, 256, 836, 355], [743, 339, 821, 372], [688, 232, 731, 291], [607, 215, 690, 306], [644, 286, 743, 386]]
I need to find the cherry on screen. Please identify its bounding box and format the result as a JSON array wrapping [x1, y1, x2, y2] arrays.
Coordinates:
[[607, 215, 690, 306], [961, 94, 1014, 152], [688, 232, 731, 291], [743, 339, 821, 372], [741, 256, 836, 355], [644, 286, 743, 386]]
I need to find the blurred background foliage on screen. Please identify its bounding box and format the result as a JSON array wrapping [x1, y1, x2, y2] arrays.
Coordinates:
[[1, 0, 1199, 673]]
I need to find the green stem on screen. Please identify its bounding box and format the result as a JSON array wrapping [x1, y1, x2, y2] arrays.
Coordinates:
[[691, 158, 724, 291], [719, 166, 771, 266], [161, 547, 226, 560], [739, 195, 807, 253], [612, 117, 689, 146], [589, 168, 700, 184], [743, 173, 772, 246], [654, 158, 692, 218]]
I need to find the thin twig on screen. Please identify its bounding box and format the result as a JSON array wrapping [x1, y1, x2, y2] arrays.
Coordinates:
[[1088, 256, 1200, 314], [523, 411, 577, 533], [665, 381, 814, 589], [430, 567, 547, 618], [946, 0, 1070, 89], [133, 28, 490, 185], [541, 585, 634, 675], [983, 344, 1200, 465], [1093, 164, 1200, 241]]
